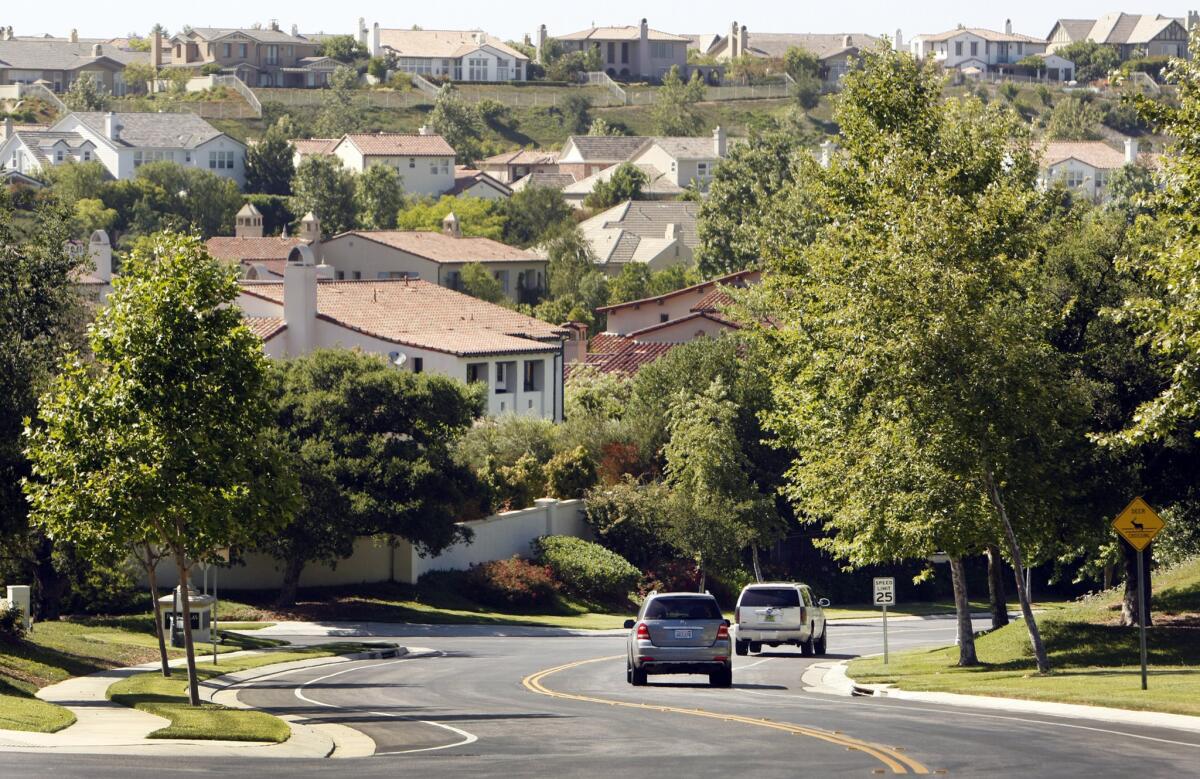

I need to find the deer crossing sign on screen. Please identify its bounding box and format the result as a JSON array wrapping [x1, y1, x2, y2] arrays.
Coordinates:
[[1112, 497, 1166, 552]]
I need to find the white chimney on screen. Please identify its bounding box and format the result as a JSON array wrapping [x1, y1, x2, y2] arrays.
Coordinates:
[[842, 35, 852, 49], [730, 21, 740, 58], [536, 24, 548, 64], [819, 139, 836, 168], [1005, 19, 1013, 35], [895, 29, 903, 51], [88, 230, 112, 282], [713, 125, 726, 157], [299, 211, 321, 245], [442, 212, 462, 238], [69, 28, 78, 43], [291, 24, 298, 37], [92, 43, 103, 56], [358, 17, 367, 46], [104, 112, 121, 140], [284, 245, 318, 355], [371, 22, 381, 57], [1125, 137, 1138, 164], [418, 125, 431, 136], [2, 116, 12, 141]]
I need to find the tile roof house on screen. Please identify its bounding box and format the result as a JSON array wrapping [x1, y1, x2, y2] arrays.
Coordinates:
[[237, 246, 568, 419], [0, 35, 156, 95], [537, 18, 690, 79], [579, 200, 700, 273], [910, 21, 1054, 74], [204, 204, 319, 279], [569, 270, 758, 376], [478, 149, 560, 183], [291, 131, 458, 196], [169, 24, 329, 87], [556, 135, 652, 179], [365, 23, 529, 82], [316, 214, 548, 304], [1047, 13, 1193, 60], [1037, 137, 1158, 202], [696, 23, 882, 82], [510, 171, 579, 192], [1, 111, 246, 186], [448, 166, 512, 200]]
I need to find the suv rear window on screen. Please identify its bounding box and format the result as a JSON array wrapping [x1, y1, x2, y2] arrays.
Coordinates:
[[739, 588, 801, 608], [644, 597, 723, 621]]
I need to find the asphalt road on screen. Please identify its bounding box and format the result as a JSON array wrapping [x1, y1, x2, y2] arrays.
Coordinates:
[[12, 617, 1200, 777]]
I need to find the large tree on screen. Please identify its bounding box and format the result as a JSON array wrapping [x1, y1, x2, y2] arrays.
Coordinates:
[[354, 164, 404, 230], [653, 65, 706, 136], [261, 350, 485, 606], [134, 162, 244, 238], [24, 232, 294, 705], [429, 84, 484, 165], [291, 155, 357, 238], [500, 186, 573, 248], [245, 118, 296, 196], [746, 46, 1085, 671]]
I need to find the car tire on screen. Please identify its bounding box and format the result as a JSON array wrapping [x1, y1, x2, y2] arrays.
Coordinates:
[[631, 666, 648, 686], [626, 662, 633, 683], [735, 639, 749, 656], [815, 627, 827, 656], [709, 665, 732, 688], [748, 641, 762, 654], [801, 627, 816, 656]]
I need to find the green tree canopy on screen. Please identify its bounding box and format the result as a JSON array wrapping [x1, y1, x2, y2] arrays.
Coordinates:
[[245, 118, 296, 196], [1047, 96, 1104, 140], [653, 65, 707, 136], [460, 262, 505, 303], [134, 161, 244, 237], [314, 66, 363, 137], [396, 195, 505, 240], [1056, 40, 1121, 83], [429, 84, 484, 165], [290, 155, 357, 237], [319, 35, 367, 63], [63, 73, 108, 111], [354, 164, 404, 230], [584, 163, 647, 210], [500, 185, 573, 247]]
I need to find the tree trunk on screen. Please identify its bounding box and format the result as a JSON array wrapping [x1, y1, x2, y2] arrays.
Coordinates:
[[30, 532, 67, 620], [751, 544, 763, 583], [984, 469, 1050, 674], [174, 552, 201, 706], [275, 556, 306, 609], [949, 556, 978, 666], [986, 544, 1009, 630], [140, 544, 170, 677], [1103, 562, 1114, 591], [1120, 539, 1152, 627]]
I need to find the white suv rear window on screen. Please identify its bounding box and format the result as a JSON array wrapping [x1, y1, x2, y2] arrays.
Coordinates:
[[740, 588, 800, 608]]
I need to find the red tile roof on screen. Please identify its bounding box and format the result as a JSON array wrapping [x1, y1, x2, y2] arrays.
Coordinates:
[[340, 133, 455, 157], [240, 279, 566, 357], [624, 311, 739, 339], [331, 230, 542, 264], [291, 138, 339, 156], [597, 269, 759, 313], [588, 333, 631, 354], [243, 316, 287, 341], [206, 236, 307, 263], [568, 338, 679, 377], [691, 287, 735, 313]]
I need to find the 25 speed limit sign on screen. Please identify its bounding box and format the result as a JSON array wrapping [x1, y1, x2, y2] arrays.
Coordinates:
[[874, 577, 896, 607]]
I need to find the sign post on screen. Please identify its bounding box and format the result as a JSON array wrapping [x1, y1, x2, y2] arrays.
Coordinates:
[[1111, 497, 1166, 691], [874, 577, 896, 664]]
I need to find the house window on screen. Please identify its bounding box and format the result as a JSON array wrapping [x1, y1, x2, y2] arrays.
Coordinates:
[[446, 270, 462, 290], [494, 270, 510, 294], [412, 357, 424, 374], [1017, 43, 1024, 55], [82, 150, 91, 161], [523, 359, 544, 392], [239, 43, 248, 58], [265, 45, 278, 65], [495, 361, 517, 393], [466, 363, 488, 384], [650, 41, 674, 59], [622, 42, 629, 63], [208, 150, 235, 170], [336, 271, 345, 280], [970, 42, 978, 56], [55, 150, 64, 162], [134, 150, 173, 167], [223, 43, 231, 57], [659, 313, 669, 323], [955, 41, 963, 56], [1095, 170, 1110, 188], [1063, 169, 1086, 188], [352, 271, 362, 279], [697, 161, 710, 177], [468, 57, 488, 81], [607, 42, 616, 63]]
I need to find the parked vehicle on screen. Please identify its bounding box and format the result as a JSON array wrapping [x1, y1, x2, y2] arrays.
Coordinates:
[[733, 583, 829, 656], [624, 592, 733, 688]]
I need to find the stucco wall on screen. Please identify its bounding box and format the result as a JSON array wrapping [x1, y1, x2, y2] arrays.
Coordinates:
[[605, 288, 710, 334]]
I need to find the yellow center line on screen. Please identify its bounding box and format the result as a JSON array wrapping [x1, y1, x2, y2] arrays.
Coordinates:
[[522, 655, 930, 776]]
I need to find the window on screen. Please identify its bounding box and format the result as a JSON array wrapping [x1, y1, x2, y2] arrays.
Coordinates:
[[738, 588, 800, 608], [1095, 170, 1110, 189], [239, 43, 247, 58], [265, 45, 278, 65], [352, 271, 362, 279], [621, 42, 629, 63], [650, 41, 674, 59], [223, 43, 231, 58], [494, 270, 510, 294], [697, 161, 710, 177], [659, 313, 669, 323], [336, 271, 345, 280], [523, 360, 543, 392], [430, 158, 451, 175], [642, 596, 722, 620], [412, 357, 424, 374], [468, 57, 488, 81], [55, 150, 64, 162], [607, 42, 616, 62], [1064, 169, 1086, 188], [955, 41, 963, 56], [970, 41, 978, 57], [82, 150, 91, 161], [466, 363, 488, 384], [1017, 43, 1024, 55], [208, 150, 235, 170], [495, 361, 517, 394], [134, 150, 173, 167], [446, 270, 462, 290]]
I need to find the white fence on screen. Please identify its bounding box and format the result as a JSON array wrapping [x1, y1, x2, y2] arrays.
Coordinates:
[[148, 498, 587, 591], [0, 82, 67, 112]]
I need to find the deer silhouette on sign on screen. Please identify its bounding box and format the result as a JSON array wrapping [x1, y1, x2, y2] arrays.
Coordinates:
[[1131, 517, 1145, 531]]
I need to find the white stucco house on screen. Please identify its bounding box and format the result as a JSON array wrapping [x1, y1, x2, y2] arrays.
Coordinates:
[[236, 246, 567, 421], [362, 22, 529, 82], [291, 131, 457, 196], [1, 111, 246, 186], [1037, 137, 1157, 202], [910, 22, 1055, 76], [540, 19, 690, 80]]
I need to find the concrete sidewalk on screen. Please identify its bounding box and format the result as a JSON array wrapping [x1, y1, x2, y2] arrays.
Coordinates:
[[237, 620, 627, 639], [823, 660, 1200, 736], [0, 645, 399, 756]]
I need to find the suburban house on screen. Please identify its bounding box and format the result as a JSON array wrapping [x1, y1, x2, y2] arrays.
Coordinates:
[[560, 128, 730, 207], [1047, 13, 1194, 60], [696, 23, 882, 82], [509, 171, 578, 193], [291, 131, 457, 196], [556, 135, 650, 179], [237, 247, 568, 420], [571, 270, 758, 375], [539, 19, 690, 79], [579, 200, 699, 274], [478, 149, 560, 184], [448, 166, 512, 200], [290, 137, 339, 169], [316, 214, 548, 303], [204, 203, 316, 279], [0, 33, 156, 94], [363, 22, 529, 81], [909, 22, 1055, 76], [168, 25, 332, 87], [1, 111, 246, 186], [1037, 137, 1156, 201]]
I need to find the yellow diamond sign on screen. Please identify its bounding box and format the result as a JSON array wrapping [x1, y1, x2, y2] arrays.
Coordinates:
[[1112, 497, 1166, 552]]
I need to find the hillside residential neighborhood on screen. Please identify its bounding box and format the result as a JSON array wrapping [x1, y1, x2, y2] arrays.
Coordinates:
[[2, 6, 1200, 777]]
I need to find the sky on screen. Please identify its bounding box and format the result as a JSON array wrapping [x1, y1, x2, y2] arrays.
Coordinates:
[[4, 2, 1194, 42]]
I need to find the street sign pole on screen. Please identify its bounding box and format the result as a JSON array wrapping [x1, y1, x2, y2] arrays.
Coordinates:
[[1138, 549, 1148, 690], [882, 602, 889, 665], [873, 577, 895, 665]]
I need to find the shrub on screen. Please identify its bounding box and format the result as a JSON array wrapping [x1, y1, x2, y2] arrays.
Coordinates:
[[532, 535, 640, 604], [199, 63, 223, 76], [388, 72, 413, 91], [367, 57, 388, 80], [638, 559, 702, 599], [480, 453, 546, 511], [544, 446, 598, 499], [999, 83, 1019, 102], [584, 478, 676, 567], [464, 557, 559, 608], [1036, 84, 1052, 106], [0, 605, 26, 641]]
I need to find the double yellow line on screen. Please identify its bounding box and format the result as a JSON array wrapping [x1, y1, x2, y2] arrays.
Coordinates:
[[523, 655, 930, 775]]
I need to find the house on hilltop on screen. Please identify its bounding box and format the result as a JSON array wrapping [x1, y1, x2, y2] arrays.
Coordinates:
[[168, 24, 330, 87], [910, 21, 1058, 76], [361, 22, 529, 82], [537, 19, 690, 80], [1047, 12, 1194, 60]]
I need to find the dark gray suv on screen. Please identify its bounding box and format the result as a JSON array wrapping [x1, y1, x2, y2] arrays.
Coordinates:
[[624, 592, 733, 688]]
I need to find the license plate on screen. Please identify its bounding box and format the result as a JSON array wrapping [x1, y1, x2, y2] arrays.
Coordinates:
[[764, 614, 776, 622], [674, 629, 693, 639], [760, 631, 779, 640]]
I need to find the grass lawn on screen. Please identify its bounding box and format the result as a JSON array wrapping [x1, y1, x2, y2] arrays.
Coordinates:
[[849, 557, 1200, 716], [107, 643, 373, 742]]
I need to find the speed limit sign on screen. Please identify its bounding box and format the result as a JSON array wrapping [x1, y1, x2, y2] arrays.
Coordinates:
[[874, 577, 895, 607]]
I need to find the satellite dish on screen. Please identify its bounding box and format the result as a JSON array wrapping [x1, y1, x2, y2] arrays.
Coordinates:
[[389, 351, 407, 367]]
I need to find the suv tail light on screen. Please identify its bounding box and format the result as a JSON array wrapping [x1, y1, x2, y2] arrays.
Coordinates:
[[636, 622, 652, 642], [716, 623, 730, 640], [800, 607, 808, 626], [734, 607, 740, 623]]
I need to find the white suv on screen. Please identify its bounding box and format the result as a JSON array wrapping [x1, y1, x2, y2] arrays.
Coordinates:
[[733, 583, 829, 656]]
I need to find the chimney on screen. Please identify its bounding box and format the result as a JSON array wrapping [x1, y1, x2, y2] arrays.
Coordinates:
[[1190, 10, 1200, 30], [639, 18, 649, 71], [151, 31, 162, 69], [92, 43, 103, 56], [895, 28, 903, 51], [562, 321, 589, 364], [371, 22, 381, 57], [665, 223, 681, 242], [284, 246, 318, 355], [739, 25, 748, 57], [1005, 19, 1013, 35], [358, 17, 367, 46], [88, 230, 112, 282], [69, 28, 78, 43], [713, 125, 726, 157], [2, 116, 12, 141], [299, 211, 321, 245], [442, 212, 462, 238], [819, 139, 836, 168], [104, 112, 121, 140], [235, 202, 264, 238], [1125, 137, 1138, 164], [536, 24, 548, 64], [418, 124, 431, 135], [291, 24, 299, 37], [842, 35, 852, 49], [730, 21, 740, 58]]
